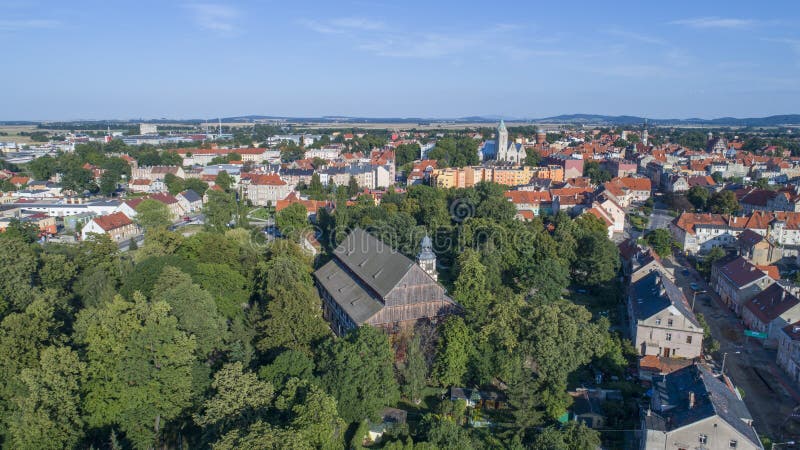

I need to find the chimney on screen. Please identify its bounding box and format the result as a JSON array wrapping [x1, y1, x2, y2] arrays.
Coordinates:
[[689, 391, 695, 409]]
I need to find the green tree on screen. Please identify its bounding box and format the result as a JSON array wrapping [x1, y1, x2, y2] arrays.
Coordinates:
[[347, 176, 360, 197], [254, 245, 329, 356], [570, 216, 620, 286], [205, 190, 237, 232], [708, 190, 739, 214], [433, 316, 472, 387], [687, 185, 710, 210], [452, 249, 493, 320], [152, 267, 228, 357], [76, 293, 198, 449], [164, 172, 185, 195], [400, 336, 427, 404], [194, 362, 274, 440], [525, 302, 608, 419], [394, 143, 421, 167], [215, 170, 233, 192], [0, 298, 64, 438], [99, 170, 120, 195], [318, 326, 400, 423], [583, 161, 612, 184], [0, 232, 38, 313], [8, 346, 86, 450], [135, 199, 171, 231], [275, 202, 309, 240], [27, 155, 58, 180], [646, 228, 675, 257], [185, 177, 210, 195], [258, 349, 315, 390]]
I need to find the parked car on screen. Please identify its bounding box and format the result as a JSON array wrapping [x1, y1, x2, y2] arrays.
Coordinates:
[[682, 268, 690, 276], [690, 282, 699, 291]]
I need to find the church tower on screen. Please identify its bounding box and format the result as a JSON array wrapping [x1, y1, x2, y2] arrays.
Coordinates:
[[417, 235, 437, 281], [497, 120, 508, 161]]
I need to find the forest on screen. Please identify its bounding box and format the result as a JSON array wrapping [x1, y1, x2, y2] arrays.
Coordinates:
[[0, 172, 630, 449]]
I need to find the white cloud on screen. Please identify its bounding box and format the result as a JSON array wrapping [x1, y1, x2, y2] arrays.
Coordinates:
[[185, 3, 240, 34], [605, 29, 668, 46], [298, 17, 385, 35], [0, 19, 59, 31], [669, 17, 753, 29]]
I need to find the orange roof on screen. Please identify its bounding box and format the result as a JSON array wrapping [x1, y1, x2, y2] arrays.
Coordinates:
[[93, 212, 133, 231], [243, 173, 286, 186], [756, 265, 781, 280], [275, 192, 329, 214], [615, 177, 651, 191], [586, 207, 612, 226], [130, 179, 152, 185], [503, 190, 552, 204], [9, 176, 29, 185], [672, 212, 728, 235]]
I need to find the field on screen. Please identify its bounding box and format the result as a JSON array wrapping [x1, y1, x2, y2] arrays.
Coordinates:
[[0, 125, 39, 144]]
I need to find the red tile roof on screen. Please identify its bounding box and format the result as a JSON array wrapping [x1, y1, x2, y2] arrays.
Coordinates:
[[243, 173, 286, 186], [93, 212, 133, 231], [503, 190, 552, 204]]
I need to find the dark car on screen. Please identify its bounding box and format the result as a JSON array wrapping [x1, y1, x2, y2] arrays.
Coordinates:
[[682, 268, 690, 276]]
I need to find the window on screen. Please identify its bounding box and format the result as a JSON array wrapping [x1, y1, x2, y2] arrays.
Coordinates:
[[668, 319, 674, 326], [699, 434, 708, 444], [730, 440, 738, 448], [666, 333, 672, 341], [686, 335, 693, 344], [655, 318, 662, 325]]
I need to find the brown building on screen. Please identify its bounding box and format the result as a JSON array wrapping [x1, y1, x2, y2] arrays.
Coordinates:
[[314, 229, 460, 336]]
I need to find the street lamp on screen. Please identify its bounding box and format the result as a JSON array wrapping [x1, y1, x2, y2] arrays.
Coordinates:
[[692, 290, 707, 311]]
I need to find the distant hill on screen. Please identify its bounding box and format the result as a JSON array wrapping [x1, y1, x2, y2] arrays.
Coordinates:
[[528, 114, 800, 127], [5, 114, 800, 127]]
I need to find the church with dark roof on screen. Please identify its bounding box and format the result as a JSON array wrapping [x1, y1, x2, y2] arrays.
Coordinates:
[[314, 229, 460, 336]]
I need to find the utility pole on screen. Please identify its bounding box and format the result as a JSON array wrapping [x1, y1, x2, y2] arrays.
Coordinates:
[[721, 352, 727, 375], [692, 290, 706, 311]]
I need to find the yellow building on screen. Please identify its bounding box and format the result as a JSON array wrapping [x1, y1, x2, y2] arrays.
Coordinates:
[[432, 165, 535, 188]]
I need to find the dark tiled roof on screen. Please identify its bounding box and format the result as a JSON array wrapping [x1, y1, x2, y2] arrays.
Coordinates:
[[646, 365, 759, 447], [180, 189, 201, 203], [737, 229, 765, 247], [331, 228, 415, 298], [630, 271, 699, 328], [719, 256, 770, 289], [315, 258, 383, 324], [744, 284, 799, 325]]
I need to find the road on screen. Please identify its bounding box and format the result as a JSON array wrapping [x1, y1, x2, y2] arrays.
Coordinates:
[[662, 255, 800, 442], [648, 208, 673, 231]]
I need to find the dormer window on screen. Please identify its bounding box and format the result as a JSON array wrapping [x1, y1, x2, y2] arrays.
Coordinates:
[[655, 318, 662, 325], [667, 319, 674, 326]]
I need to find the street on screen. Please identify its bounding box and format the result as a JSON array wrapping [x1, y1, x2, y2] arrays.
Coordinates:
[[662, 255, 800, 442]]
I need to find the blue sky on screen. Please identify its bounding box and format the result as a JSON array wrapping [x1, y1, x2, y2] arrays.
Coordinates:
[[2, 0, 799, 120]]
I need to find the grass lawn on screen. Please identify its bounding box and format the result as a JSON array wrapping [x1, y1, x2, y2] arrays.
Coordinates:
[[628, 214, 648, 231], [249, 207, 272, 220]]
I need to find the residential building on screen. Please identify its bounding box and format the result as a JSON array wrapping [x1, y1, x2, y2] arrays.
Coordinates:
[[176, 189, 203, 214], [628, 270, 704, 359], [741, 284, 800, 347], [777, 322, 800, 387], [711, 256, 775, 315], [641, 364, 763, 450], [737, 229, 780, 265], [239, 173, 293, 206], [81, 212, 139, 242]]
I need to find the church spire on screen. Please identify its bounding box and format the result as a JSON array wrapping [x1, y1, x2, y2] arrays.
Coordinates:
[[417, 235, 437, 281]]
